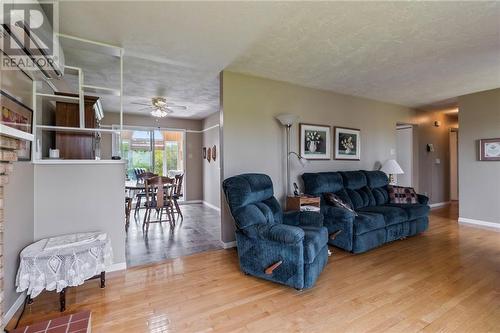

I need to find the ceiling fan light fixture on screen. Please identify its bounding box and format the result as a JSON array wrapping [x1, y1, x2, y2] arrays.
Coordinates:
[[150, 108, 169, 118]]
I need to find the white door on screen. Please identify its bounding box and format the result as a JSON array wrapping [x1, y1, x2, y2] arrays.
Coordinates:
[[396, 126, 413, 187], [450, 130, 459, 200]]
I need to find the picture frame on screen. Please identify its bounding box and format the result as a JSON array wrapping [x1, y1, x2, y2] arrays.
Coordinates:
[[202, 147, 207, 159], [1, 90, 33, 161], [334, 126, 361, 160], [479, 138, 500, 161], [299, 123, 331, 160], [212, 145, 216, 162], [207, 147, 212, 162]]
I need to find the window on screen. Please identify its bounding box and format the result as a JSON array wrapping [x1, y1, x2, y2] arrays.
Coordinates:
[[113, 127, 184, 180]]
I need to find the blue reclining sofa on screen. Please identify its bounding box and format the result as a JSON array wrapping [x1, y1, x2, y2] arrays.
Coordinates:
[[223, 173, 329, 290], [302, 170, 430, 254]]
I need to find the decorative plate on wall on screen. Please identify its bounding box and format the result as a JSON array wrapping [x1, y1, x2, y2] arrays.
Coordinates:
[[212, 145, 216, 161], [202, 147, 207, 159], [207, 147, 212, 162]]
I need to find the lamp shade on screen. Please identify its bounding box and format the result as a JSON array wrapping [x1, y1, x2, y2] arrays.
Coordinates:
[[275, 113, 298, 126], [380, 159, 404, 175]]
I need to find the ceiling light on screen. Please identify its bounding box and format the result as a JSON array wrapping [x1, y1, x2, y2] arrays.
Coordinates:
[[151, 109, 169, 118]]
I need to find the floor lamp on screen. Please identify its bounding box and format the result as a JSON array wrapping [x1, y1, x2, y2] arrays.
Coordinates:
[[276, 113, 308, 196]]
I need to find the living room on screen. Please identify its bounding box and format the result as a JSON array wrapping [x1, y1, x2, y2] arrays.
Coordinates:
[[1, 1, 499, 332]]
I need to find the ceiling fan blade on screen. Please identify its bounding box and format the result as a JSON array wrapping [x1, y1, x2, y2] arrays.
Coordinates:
[[166, 105, 187, 110], [137, 106, 152, 111], [165, 108, 176, 113], [131, 102, 151, 106]]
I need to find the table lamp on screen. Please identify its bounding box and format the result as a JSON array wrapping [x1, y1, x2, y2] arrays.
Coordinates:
[[380, 159, 404, 185]]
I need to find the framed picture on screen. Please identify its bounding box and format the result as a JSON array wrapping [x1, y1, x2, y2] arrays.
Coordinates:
[[202, 147, 207, 159], [479, 138, 500, 161], [299, 124, 331, 160], [207, 147, 212, 162], [1, 90, 33, 161], [334, 126, 361, 160], [212, 145, 216, 161]]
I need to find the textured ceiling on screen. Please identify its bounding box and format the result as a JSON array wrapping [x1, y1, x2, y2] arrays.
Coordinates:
[[58, 1, 500, 118]]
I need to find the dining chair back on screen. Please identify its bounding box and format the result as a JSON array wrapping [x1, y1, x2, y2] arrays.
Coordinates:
[[143, 176, 176, 232]]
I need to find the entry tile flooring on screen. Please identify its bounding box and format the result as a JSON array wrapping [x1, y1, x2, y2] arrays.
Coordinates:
[[126, 203, 222, 267]]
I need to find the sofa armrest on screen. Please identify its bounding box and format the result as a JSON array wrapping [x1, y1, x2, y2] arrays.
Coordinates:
[[260, 224, 305, 244], [283, 211, 323, 228], [417, 194, 429, 205]]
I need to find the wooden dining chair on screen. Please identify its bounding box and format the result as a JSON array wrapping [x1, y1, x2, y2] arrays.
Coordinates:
[[172, 173, 184, 220], [134, 172, 157, 218], [143, 176, 176, 233]]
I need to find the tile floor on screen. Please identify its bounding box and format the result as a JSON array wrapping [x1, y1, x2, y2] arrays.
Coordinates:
[[125, 203, 222, 267]]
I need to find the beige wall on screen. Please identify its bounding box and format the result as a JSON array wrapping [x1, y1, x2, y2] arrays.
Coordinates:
[[202, 112, 221, 208], [221, 71, 415, 242], [1, 69, 35, 314], [458, 88, 500, 224], [412, 109, 458, 204], [34, 163, 126, 263], [101, 112, 203, 201]]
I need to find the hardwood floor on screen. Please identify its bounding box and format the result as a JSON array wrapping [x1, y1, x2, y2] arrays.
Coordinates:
[[126, 203, 222, 267], [7, 203, 500, 332]]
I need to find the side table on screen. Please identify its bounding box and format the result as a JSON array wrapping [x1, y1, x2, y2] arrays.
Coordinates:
[[286, 195, 321, 211]]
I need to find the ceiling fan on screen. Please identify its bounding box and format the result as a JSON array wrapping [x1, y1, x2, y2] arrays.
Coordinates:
[[132, 97, 187, 118]]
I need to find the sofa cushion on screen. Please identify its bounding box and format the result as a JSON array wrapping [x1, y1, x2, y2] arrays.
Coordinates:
[[302, 226, 329, 264], [340, 171, 367, 189], [385, 203, 430, 220], [353, 212, 385, 235], [302, 172, 343, 196], [363, 170, 389, 188], [372, 187, 389, 205], [358, 206, 408, 226]]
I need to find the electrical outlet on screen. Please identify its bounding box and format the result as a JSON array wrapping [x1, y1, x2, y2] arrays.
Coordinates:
[[390, 148, 396, 155]]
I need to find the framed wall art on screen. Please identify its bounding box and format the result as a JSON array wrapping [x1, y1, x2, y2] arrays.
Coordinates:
[[334, 126, 361, 160], [479, 138, 500, 161], [299, 123, 331, 160], [1, 90, 33, 161]]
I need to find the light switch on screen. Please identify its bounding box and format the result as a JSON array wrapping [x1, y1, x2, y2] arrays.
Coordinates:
[[435, 158, 441, 164]]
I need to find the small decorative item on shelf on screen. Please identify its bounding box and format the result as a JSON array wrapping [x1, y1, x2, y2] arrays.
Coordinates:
[[212, 145, 216, 161], [202, 147, 207, 159], [207, 147, 212, 162], [334, 126, 361, 160], [479, 138, 500, 161], [299, 123, 331, 160]]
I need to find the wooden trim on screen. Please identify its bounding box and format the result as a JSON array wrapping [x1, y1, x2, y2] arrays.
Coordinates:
[[264, 260, 283, 275]]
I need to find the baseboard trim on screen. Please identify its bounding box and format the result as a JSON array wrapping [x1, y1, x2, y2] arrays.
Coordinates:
[[429, 201, 450, 208], [202, 201, 221, 212], [2, 292, 26, 330], [220, 241, 236, 249], [179, 200, 203, 205], [458, 217, 500, 231], [107, 262, 127, 272]]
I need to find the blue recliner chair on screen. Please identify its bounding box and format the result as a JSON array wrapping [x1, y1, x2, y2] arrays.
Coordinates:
[[223, 173, 329, 290]]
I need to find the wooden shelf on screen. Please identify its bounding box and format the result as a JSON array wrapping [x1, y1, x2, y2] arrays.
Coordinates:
[[0, 124, 34, 142]]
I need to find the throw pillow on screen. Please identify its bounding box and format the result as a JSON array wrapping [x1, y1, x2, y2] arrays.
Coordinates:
[[387, 185, 418, 204], [324, 192, 358, 216]]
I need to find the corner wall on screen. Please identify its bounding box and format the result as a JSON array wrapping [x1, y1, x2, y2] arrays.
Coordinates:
[[221, 71, 415, 242], [458, 88, 500, 225]]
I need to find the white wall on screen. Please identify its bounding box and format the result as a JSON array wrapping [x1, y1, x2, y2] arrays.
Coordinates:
[[221, 71, 415, 242], [202, 113, 221, 209], [34, 163, 126, 264], [458, 88, 500, 225]]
